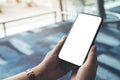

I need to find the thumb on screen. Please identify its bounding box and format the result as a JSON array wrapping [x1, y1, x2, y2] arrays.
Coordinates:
[[70, 69, 78, 80], [52, 36, 66, 55], [84, 45, 97, 66]]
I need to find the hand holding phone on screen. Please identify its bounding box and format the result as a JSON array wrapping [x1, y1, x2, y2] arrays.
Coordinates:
[[58, 14, 102, 66]]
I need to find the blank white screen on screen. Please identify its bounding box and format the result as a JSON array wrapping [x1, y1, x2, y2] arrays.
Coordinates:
[[59, 14, 102, 66]]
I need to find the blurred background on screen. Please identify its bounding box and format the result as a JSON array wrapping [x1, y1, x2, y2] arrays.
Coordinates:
[[0, 0, 120, 80]]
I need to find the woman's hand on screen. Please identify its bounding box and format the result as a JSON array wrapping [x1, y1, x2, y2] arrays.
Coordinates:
[[70, 45, 98, 80], [35, 36, 72, 80], [5, 36, 98, 80]]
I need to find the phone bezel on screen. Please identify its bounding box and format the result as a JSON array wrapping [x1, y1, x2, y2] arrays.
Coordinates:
[[58, 13, 103, 66]]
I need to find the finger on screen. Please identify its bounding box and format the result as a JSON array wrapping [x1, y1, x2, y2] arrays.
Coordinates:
[[52, 36, 67, 54], [70, 69, 78, 80], [85, 45, 97, 66], [70, 65, 79, 80]]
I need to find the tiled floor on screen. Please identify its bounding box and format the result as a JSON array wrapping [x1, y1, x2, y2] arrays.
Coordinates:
[[0, 20, 120, 80]]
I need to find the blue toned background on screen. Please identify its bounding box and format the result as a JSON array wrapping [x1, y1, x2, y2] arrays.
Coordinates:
[[0, 20, 120, 80]]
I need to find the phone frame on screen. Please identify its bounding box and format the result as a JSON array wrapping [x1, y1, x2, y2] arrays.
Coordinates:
[[58, 13, 103, 66]]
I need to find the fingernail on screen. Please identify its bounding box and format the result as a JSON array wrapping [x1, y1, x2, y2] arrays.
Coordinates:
[[92, 45, 96, 53], [63, 35, 67, 39], [60, 36, 66, 42], [61, 35, 65, 39], [93, 45, 96, 49]]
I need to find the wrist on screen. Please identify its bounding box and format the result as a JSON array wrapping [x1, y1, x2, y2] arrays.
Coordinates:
[[32, 63, 47, 80]]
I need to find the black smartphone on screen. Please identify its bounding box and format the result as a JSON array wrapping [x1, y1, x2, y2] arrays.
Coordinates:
[[58, 14, 102, 66]]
